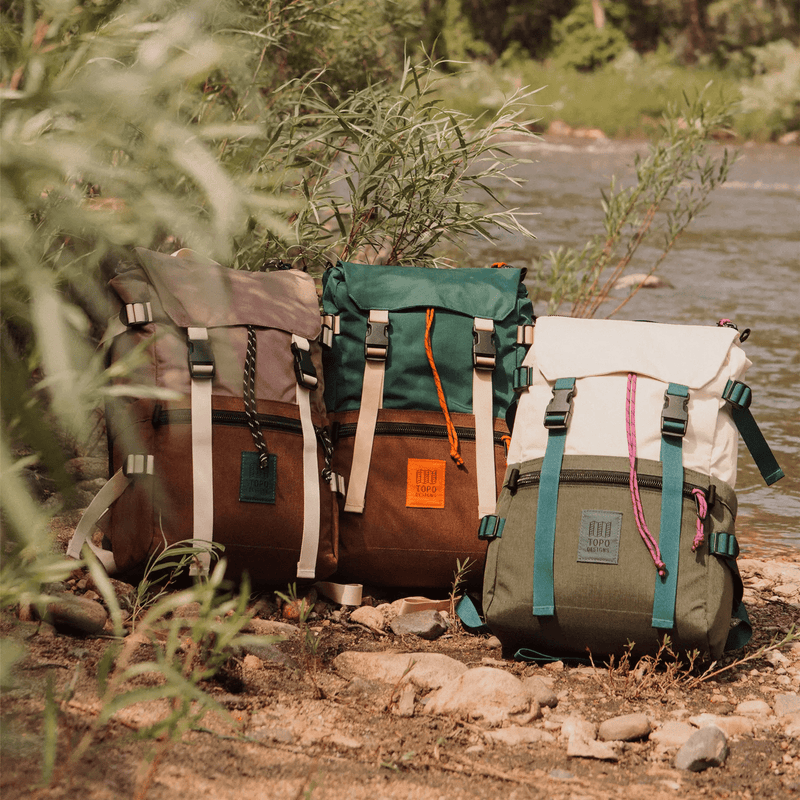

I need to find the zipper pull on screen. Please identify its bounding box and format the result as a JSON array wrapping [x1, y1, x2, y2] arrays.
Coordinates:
[[505, 468, 520, 495]]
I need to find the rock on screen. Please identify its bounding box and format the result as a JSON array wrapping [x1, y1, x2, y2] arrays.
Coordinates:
[[423, 667, 535, 727], [783, 712, 800, 738], [523, 676, 559, 708], [43, 594, 108, 635], [675, 726, 729, 772], [485, 636, 502, 649], [332, 651, 467, 690], [281, 589, 317, 621], [245, 618, 299, 639], [775, 693, 800, 718], [689, 713, 755, 739], [560, 715, 598, 742], [650, 721, 695, 750], [389, 610, 447, 640], [350, 605, 386, 631], [598, 712, 651, 742], [735, 699, 773, 718], [242, 654, 262, 671], [172, 602, 202, 620], [567, 735, 618, 761], [773, 583, 799, 598], [486, 726, 556, 746]]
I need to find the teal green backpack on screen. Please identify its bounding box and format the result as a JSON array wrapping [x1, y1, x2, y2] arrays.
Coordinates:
[[322, 260, 534, 588]]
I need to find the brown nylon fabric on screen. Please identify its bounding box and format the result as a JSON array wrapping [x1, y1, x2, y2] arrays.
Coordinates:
[[330, 408, 508, 589], [99, 250, 335, 583]]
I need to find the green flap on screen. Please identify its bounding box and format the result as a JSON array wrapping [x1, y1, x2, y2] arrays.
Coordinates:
[[336, 261, 522, 321]]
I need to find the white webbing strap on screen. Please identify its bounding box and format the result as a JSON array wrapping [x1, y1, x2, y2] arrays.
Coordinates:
[[315, 581, 363, 607], [66, 468, 130, 572], [187, 327, 214, 575], [292, 335, 321, 579], [343, 309, 389, 514], [473, 317, 497, 518]]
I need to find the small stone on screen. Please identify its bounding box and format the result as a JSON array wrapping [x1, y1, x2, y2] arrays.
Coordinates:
[[350, 605, 386, 631], [423, 667, 534, 727], [333, 651, 467, 690], [650, 721, 695, 750], [523, 676, 558, 708], [735, 699, 772, 718], [485, 636, 502, 649], [675, 726, 729, 771], [549, 769, 575, 780], [239, 640, 299, 669], [172, 602, 202, 619], [390, 610, 448, 640], [689, 713, 754, 739], [774, 694, 800, 718], [44, 594, 108, 635], [783, 712, 800, 737], [567, 735, 618, 761], [486, 726, 556, 746], [598, 712, 651, 742], [560, 715, 597, 742], [242, 654, 262, 671], [543, 660, 565, 672]]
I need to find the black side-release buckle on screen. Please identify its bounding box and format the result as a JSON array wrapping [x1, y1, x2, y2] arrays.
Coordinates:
[[473, 326, 496, 370], [544, 380, 576, 429], [291, 342, 318, 390], [188, 338, 215, 379], [364, 319, 389, 360], [661, 389, 689, 437]]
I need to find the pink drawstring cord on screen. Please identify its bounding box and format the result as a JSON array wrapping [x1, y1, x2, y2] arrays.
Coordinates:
[[626, 373, 666, 576], [691, 488, 708, 551]]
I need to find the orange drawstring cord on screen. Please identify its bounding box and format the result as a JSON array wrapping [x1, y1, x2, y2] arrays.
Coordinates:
[[425, 308, 464, 468]]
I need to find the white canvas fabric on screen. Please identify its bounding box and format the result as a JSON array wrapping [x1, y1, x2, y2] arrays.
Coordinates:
[[507, 316, 751, 488]]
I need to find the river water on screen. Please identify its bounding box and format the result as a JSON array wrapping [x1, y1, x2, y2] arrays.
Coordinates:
[[464, 138, 799, 558]]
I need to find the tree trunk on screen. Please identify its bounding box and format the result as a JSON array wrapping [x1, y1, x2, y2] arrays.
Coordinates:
[[683, 0, 708, 60]]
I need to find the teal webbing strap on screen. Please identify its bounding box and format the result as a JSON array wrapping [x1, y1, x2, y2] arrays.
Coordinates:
[[533, 377, 575, 616], [653, 383, 688, 630], [455, 595, 489, 633], [723, 380, 784, 486], [514, 648, 592, 666], [725, 601, 752, 651]]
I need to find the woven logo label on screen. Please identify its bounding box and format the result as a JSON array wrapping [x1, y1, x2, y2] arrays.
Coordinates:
[[239, 451, 277, 504], [406, 458, 446, 508], [577, 510, 622, 564]]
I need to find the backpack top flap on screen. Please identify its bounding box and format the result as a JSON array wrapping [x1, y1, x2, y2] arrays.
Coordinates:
[[531, 316, 748, 389], [331, 261, 524, 322], [510, 316, 752, 486], [131, 248, 321, 340]]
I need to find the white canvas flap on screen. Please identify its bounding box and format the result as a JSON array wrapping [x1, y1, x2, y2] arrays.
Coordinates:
[[532, 316, 741, 389]]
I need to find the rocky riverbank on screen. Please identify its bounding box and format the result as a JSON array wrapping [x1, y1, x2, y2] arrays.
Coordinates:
[[2, 516, 798, 800]]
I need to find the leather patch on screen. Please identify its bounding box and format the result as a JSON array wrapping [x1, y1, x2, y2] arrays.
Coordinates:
[[239, 452, 277, 504], [406, 458, 446, 509], [577, 510, 622, 564]]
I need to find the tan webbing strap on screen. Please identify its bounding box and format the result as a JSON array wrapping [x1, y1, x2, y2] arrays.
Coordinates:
[[473, 317, 497, 518], [292, 335, 322, 579], [344, 309, 389, 514], [315, 581, 363, 606], [66, 468, 130, 572], [187, 327, 214, 575], [517, 324, 534, 346]]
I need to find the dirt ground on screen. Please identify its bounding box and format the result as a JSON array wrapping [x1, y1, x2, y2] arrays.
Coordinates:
[[2, 522, 799, 800]]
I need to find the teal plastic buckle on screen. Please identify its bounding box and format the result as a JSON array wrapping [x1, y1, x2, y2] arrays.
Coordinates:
[[723, 379, 752, 409], [478, 515, 505, 540], [544, 379, 576, 429], [513, 366, 533, 392], [709, 531, 739, 558], [661, 386, 689, 437]]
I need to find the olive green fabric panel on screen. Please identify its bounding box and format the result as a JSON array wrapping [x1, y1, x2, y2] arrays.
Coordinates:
[[483, 455, 737, 660]]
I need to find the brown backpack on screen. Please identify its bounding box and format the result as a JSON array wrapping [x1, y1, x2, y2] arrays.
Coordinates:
[[68, 248, 338, 584]]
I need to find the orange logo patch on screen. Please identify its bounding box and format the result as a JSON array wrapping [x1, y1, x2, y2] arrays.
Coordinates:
[[406, 458, 446, 509]]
